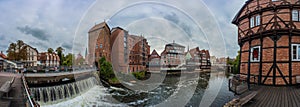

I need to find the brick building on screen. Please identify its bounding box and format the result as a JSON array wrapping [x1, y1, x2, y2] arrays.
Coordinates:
[[127, 35, 150, 72], [161, 42, 185, 68], [233, 0, 300, 85], [38, 52, 60, 67], [185, 47, 211, 69], [110, 27, 129, 72], [88, 22, 111, 66], [200, 49, 211, 69]]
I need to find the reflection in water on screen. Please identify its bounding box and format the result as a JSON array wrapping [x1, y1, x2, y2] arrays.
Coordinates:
[[45, 70, 235, 107]]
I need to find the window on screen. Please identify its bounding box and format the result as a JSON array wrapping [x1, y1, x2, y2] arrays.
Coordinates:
[[272, 0, 279, 1], [250, 17, 255, 28], [292, 10, 299, 21], [100, 44, 103, 48], [250, 15, 260, 28], [256, 15, 260, 26], [250, 46, 260, 62], [292, 44, 300, 61]]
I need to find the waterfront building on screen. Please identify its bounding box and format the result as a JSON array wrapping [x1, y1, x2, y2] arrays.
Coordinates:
[[161, 42, 185, 68], [210, 56, 217, 65], [232, 0, 300, 85], [200, 49, 211, 69], [24, 44, 39, 67], [148, 49, 161, 71], [38, 52, 60, 67], [127, 35, 150, 72], [110, 27, 129, 73], [88, 22, 111, 66]]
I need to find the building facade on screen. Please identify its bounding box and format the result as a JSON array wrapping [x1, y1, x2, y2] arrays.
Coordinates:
[[200, 49, 211, 69], [127, 35, 150, 72], [161, 42, 185, 68], [0, 51, 7, 71], [148, 49, 161, 71], [110, 27, 129, 73], [233, 0, 300, 85], [39, 52, 60, 67], [88, 22, 111, 66], [24, 45, 39, 67]]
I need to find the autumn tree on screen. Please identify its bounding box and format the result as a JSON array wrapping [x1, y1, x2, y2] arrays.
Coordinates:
[[6, 40, 28, 61]]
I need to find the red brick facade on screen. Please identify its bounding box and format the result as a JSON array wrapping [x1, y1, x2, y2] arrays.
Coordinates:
[[233, 0, 300, 85]]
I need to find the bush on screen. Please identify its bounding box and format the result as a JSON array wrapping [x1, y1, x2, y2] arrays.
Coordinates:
[[99, 57, 116, 80], [132, 71, 146, 80]]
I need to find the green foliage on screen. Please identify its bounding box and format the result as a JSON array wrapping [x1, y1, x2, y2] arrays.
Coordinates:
[[62, 53, 74, 66], [47, 48, 54, 53], [227, 51, 240, 74], [55, 47, 64, 65], [109, 77, 119, 84], [99, 57, 115, 80], [132, 71, 146, 80]]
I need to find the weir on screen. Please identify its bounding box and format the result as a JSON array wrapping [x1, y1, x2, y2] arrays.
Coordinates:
[[29, 77, 98, 104]]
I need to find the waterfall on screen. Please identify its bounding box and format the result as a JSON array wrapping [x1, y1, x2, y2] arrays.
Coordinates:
[[30, 77, 99, 104]]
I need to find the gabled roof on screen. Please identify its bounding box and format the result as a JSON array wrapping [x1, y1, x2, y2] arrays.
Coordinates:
[[88, 22, 109, 33], [150, 49, 159, 56], [0, 52, 7, 59], [232, 0, 253, 25], [166, 43, 185, 48]]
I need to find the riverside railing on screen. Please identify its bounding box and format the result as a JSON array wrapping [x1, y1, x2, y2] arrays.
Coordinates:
[[22, 75, 40, 107]]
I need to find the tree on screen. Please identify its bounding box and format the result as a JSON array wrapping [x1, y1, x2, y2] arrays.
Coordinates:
[[6, 40, 28, 61], [227, 51, 240, 74], [99, 57, 115, 80], [55, 47, 64, 65], [47, 48, 54, 53], [62, 53, 74, 66]]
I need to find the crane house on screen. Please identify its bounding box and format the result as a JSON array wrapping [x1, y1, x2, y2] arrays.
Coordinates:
[[232, 0, 300, 85]]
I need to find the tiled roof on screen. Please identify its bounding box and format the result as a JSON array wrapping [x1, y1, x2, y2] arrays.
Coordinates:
[[0, 53, 7, 59], [88, 22, 107, 32], [232, 0, 253, 25]]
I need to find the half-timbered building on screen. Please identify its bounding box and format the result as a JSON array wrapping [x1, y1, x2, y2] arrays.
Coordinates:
[[233, 0, 300, 85]]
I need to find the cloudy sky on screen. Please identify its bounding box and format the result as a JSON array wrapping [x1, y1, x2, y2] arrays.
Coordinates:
[[0, 0, 245, 58]]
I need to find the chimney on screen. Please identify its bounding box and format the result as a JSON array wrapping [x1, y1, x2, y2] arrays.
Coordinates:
[[1, 51, 2, 54]]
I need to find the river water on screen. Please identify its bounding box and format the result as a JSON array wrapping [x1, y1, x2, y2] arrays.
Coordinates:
[[44, 68, 235, 107]]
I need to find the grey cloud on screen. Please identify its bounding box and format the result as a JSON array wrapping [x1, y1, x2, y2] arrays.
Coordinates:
[[62, 42, 73, 50], [163, 12, 179, 24], [17, 25, 50, 41], [29, 42, 48, 50]]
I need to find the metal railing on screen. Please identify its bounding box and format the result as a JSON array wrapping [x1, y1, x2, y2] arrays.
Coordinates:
[[22, 75, 40, 107]]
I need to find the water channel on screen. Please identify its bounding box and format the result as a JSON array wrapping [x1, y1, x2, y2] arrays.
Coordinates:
[[41, 68, 235, 107]]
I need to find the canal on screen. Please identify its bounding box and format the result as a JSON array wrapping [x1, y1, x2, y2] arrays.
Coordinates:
[[43, 69, 235, 107]]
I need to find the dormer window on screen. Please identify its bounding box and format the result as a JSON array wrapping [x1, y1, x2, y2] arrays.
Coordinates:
[[250, 15, 261, 28]]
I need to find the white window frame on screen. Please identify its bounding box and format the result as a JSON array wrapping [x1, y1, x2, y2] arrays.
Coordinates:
[[250, 17, 255, 28], [256, 15, 260, 26], [292, 10, 299, 21], [250, 46, 261, 62], [292, 44, 300, 61]]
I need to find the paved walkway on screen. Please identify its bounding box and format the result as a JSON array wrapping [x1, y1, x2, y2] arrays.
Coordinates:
[[0, 73, 25, 107]]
